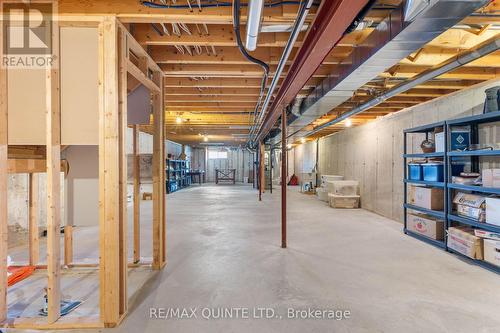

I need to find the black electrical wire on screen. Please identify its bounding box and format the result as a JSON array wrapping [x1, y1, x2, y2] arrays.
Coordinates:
[[232, 0, 270, 128], [141, 0, 316, 9], [150, 23, 164, 36]]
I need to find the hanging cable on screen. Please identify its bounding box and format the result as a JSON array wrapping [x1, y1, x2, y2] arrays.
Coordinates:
[[160, 22, 170, 35], [179, 22, 192, 35]]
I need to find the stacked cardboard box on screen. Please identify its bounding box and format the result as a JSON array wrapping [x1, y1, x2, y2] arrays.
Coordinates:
[[408, 186, 444, 210], [482, 168, 500, 187], [453, 192, 486, 222], [327, 180, 360, 209], [447, 226, 483, 259], [407, 213, 444, 240], [473, 229, 500, 267]]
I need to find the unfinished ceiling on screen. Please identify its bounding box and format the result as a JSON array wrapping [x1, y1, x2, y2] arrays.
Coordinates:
[[303, 0, 500, 141], [57, 0, 500, 147]]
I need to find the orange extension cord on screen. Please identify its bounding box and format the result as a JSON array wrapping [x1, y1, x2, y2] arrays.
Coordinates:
[[7, 266, 36, 287]]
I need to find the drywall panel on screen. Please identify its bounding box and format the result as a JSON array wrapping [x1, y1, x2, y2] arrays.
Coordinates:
[[7, 69, 46, 144], [128, 85, 151, 125], [8, 27, 99, 144], [64, 146, 99, 227], [61, 27, 99, 145]]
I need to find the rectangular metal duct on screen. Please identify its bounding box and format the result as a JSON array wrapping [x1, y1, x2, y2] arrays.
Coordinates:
[[277, 0, 490, 144]]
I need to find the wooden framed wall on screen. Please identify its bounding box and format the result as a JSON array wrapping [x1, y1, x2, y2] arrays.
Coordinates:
[[0, 14, 166, 330]]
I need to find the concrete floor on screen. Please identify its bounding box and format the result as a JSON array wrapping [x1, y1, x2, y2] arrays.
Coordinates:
[[12, 184, 500, 332]]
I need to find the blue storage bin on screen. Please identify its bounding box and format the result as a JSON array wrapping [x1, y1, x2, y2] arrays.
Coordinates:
[[408, 163, 422, 181], [422, 163, 444, 182]]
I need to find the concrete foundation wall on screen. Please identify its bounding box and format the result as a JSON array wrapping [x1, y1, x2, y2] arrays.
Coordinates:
[[293, 79, 500, 222]]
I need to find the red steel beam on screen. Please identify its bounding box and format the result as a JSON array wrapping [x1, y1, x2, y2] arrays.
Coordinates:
[[255, 0, 370, 143]]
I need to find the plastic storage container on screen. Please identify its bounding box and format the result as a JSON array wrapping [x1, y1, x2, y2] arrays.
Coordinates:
[[422, 162, 444, 182], [408, 163, 422, 181]]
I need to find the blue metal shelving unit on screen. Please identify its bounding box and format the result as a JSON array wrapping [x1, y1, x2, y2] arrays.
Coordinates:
[[403, 121, 447, 249], [445, 111, 500, 274]]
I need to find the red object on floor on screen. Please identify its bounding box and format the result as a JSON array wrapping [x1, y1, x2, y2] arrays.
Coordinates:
[[8, 266, 36, 287], [288, 174, 299, 186]]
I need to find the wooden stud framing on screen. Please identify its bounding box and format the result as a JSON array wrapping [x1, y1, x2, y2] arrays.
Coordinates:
[[118, 26, 128, 315], [28, 174, 40, 266], [0, 11, 8, 323], [64, 225, 73, 266], [133, 125, 141, 264], [46, 19, 62, 324], [98, 17, 126, 326], [152, 70, 166, 270]]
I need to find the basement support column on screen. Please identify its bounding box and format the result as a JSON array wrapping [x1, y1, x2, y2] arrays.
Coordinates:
[[281, 108, 287, 249], [269, 147, 273, 194], [46, 18, 61, 323], [259, 142, 264, 201], [0, 20, 8, 322]]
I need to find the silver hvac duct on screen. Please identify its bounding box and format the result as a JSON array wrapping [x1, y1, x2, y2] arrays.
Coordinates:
[[305, 36, 500, 137], [275, 0, 490, 145]]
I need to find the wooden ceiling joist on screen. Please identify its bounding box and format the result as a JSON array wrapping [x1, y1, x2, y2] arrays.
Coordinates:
[[58, 1, 315, 24]]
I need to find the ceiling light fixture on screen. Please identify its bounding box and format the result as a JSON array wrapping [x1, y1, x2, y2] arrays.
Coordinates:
[[176, 116, 182, 124], [345, 119, 352, 127], [203, 136, 208, 142], [300, 138, 306, 144], [287, 144, 292, 149]]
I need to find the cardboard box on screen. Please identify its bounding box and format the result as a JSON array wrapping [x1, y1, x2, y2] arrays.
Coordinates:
[[483, 239, 500, 267], [407, 213, 444, 240], [327, 180, 359, 196], [482, 169, 500, 187], [328, 194, 360, 209], [474, 229, 500, 241], [447, 226, 483, 259], [408, 186, 444, 210], [486, 197, 500, 227], [453, 192, 486, 222]]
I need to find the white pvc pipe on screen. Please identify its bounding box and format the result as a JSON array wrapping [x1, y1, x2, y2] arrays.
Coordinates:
[[246, 0, 264, 51]]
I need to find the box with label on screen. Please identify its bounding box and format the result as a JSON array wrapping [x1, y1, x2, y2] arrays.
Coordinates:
[[408, 186, 444, 210], [450, 128, 470, 151], [482, 169, 500, 188], [485, 197, 500, 227], [327, 180, 359, 196], [328, 194, 360, 209], [474, 229, 500, 241], [453, 192, 486, 222], [447, 226, 483, 259], [407, 213, 444, 240], [483, 239, 500, 267]]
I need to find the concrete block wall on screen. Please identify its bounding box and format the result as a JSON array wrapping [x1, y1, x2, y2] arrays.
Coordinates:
[[294, 79, 500, 223]]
